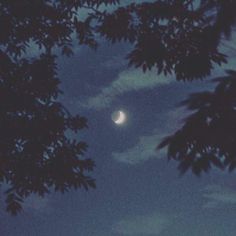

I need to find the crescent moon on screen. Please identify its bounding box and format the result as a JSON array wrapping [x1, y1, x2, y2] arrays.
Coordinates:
[[114, 111, 126, 124]]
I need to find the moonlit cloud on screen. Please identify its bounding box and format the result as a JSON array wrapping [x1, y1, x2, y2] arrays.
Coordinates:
[[202, 185, 236, 209], [82, 68, 172, 110], [112, 213, 169, 236], [112, 134, 165, 164]]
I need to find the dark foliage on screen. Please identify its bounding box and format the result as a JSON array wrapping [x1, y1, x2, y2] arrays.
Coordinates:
[[1, 0, 236, 214], [0, 51, 96, 215], [98, 0, 234, 80], [158, 70, 236, 175]]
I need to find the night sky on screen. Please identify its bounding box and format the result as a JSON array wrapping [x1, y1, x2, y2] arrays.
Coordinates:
[[1, 28, 236, 236]]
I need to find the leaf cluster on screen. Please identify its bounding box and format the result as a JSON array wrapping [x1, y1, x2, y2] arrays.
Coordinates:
[[158, 71, 236, 175], [97, 0, 235, 80], [0, 52, 95, 214]]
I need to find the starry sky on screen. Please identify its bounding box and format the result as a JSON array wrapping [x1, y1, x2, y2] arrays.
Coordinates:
[[1, 21, 236, 236]]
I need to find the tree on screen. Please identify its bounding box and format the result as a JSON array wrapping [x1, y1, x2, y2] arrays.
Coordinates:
[[1, 0, 236, 214]]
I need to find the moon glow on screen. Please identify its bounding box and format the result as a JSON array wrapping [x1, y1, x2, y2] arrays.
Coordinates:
[[112, 111, 126, 125]]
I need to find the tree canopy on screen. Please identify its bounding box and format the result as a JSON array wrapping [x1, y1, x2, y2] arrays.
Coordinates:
[[1, 0, 236, 214]]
